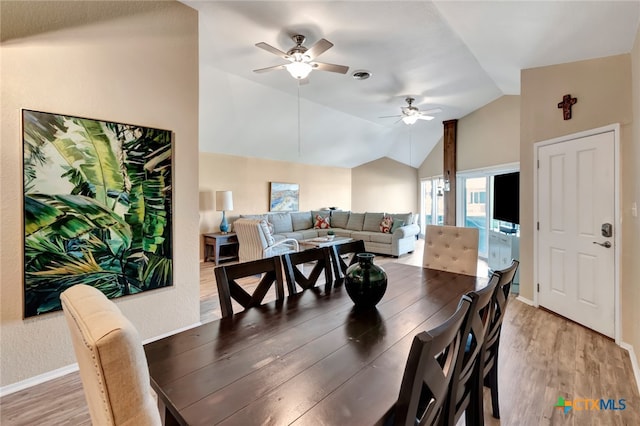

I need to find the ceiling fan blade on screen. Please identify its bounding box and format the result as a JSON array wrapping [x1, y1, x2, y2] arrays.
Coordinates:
[[305, 38, 333, 60], [416, 115, 435, 121], [311, 62, 349, 74], [379, 114, 402, 118], [255, 42, 289, 59], [253, 64, 287, 73], [420, 108, 443, 115]]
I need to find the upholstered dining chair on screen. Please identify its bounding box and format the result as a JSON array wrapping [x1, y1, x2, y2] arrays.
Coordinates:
[[423, 225, 479, 276], [60, 284, 161, 426], [282, 247, 334, 295], [391, 294, 473, 426], [482, 259, 520, 419], [330, 239, 366, 285], [233, 218, 299, 263], [448, 273, 500, 426], [214, 256, 286, 318]]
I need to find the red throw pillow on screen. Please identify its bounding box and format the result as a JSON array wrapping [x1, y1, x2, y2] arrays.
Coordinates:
[[314, 214, 331, 229], [380, 215, 393, 233]]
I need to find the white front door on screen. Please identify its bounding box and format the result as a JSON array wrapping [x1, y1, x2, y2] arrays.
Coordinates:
[[537, 130, 616, 337]]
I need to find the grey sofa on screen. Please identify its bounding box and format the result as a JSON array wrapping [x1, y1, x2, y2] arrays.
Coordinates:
[[237, 210, 420, 257]]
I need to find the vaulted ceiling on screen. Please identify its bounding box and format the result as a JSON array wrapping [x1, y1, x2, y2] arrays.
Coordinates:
[[192, 1, 639, 168]]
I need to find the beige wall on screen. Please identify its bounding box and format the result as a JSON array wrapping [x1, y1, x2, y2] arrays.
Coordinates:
[[629, 26, 640, 363], [419, 95, 521, 178], [0, 1, 200, 387], [418, 138, 443, 178], [351, 157, 419, 213], [519, 55, 634, 341], [199, 152, 351, 256]]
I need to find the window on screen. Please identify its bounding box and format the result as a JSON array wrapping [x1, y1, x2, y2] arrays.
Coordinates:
[[420, 177, 445, 236]]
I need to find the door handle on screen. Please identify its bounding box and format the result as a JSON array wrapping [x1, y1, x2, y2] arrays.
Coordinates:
[[593, 241, 612, 248]]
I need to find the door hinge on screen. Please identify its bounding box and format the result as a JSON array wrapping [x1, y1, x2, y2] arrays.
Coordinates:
[[537, 222, 539, 230], [537, 159, 540, 169], [537, 283, 540, 293]]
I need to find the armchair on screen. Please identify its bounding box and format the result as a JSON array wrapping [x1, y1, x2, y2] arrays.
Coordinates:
[[233, 218, 299, 262]]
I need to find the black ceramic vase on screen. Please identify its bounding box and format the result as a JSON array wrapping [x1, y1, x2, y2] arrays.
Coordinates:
[[344, 253, 388, 309]]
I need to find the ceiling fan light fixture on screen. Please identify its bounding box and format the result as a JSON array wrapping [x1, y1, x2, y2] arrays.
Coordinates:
[[402, 115, 419, 125], [286, 61, 313, 79]]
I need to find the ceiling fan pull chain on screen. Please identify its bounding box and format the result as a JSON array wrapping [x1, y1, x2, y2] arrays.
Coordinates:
[[297, 82, 301, 157]]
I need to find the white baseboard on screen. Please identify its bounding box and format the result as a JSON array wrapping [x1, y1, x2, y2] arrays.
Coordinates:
[[143, 321, 202, 344], [516, 295, 535, 306], [620, 342, 640, 396], [0, 321, 202, 398], [0, 363, 79, 398]]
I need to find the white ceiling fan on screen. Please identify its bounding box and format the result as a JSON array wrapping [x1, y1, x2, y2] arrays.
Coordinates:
[[253, 34, 349, 80], [381, 97, 442, 125]]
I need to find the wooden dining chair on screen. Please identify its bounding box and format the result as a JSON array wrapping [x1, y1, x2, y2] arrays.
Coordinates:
[[447, 273, 500, 426], [423, 225, 479, 276], [214, 256, 286, 318], [391, 294, 473, 426], [482, 259, 520, 419], [330, 239, 366, 285], [282, 247, 334, 295], [60, 284, 161, 426]]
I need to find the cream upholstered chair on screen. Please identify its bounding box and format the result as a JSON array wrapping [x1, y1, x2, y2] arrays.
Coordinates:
[[60, 284, 161, 426], [423, 225, 479, 276], [234, 218, 299, 263]]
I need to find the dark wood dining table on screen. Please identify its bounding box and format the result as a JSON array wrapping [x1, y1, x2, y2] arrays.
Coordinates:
[[144, 263, 488, 426]]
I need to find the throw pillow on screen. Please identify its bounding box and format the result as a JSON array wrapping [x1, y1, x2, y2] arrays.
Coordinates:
[[380, 215, 393, 233], [266, 221, 275, 235], [391, 219, 405, 233], [314, 214, 331, 229]]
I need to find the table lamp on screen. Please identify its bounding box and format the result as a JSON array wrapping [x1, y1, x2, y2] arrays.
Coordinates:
[[216, 190, 233, 233]]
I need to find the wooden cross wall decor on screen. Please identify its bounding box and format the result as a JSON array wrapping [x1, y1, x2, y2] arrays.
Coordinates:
[[557, 94, 577, 120]]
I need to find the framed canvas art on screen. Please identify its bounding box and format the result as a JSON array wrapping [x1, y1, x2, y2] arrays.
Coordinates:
[[22, 109, 173, 317], [269, 182, 299, 212]]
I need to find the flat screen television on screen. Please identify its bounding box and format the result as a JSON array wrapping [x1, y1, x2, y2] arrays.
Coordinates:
[[493, 172, 519, 227]]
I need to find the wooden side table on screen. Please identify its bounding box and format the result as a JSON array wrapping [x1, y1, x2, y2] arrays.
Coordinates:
[[204, 232, 239, 265]]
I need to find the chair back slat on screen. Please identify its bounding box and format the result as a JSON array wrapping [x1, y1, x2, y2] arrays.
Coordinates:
[[283, 247, 333, 295], [393, 296, 472, 426], [214, 256, 285, 318], [331, 239, 366, 285], [482, 260, 520, 419], [448, 273, 500, 425]]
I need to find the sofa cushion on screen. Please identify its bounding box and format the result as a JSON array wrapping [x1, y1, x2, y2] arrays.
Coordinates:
[[314, 214, 331, 229], [363, 212, 384, 232], [330, 211, 350, 229], [346, 213, 365, 231], [291, 211, 313, 231], [268, 212, 293, 233], [349, 231, 373, 242], [370, 232, 393, 244], [380, 215, 393, 233], [391, 219, 405, 233], [391, 213, 413, 226]]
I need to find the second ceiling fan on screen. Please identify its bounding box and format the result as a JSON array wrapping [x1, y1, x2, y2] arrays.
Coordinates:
[[382, 97, 442, 125], [253, 34, 349, 80]]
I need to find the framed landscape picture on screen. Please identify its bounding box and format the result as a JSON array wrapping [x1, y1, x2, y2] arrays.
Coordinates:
[[22, 110, 173, 317], [269, 182, 299, 212]]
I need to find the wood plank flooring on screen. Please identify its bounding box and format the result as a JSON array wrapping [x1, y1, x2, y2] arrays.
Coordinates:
[[2, 242, 638, 425]]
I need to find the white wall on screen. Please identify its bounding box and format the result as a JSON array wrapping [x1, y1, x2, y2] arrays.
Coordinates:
[[0, 1, 200, 387]]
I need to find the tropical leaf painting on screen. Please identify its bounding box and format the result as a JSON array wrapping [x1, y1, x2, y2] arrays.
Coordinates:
[[22, 110, 173, 317]]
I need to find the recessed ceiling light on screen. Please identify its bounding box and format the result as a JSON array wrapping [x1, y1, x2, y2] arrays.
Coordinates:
[[352, 70, 372, 80]]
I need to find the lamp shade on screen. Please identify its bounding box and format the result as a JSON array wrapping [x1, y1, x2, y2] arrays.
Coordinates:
[[215, 191, 233, 211]]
